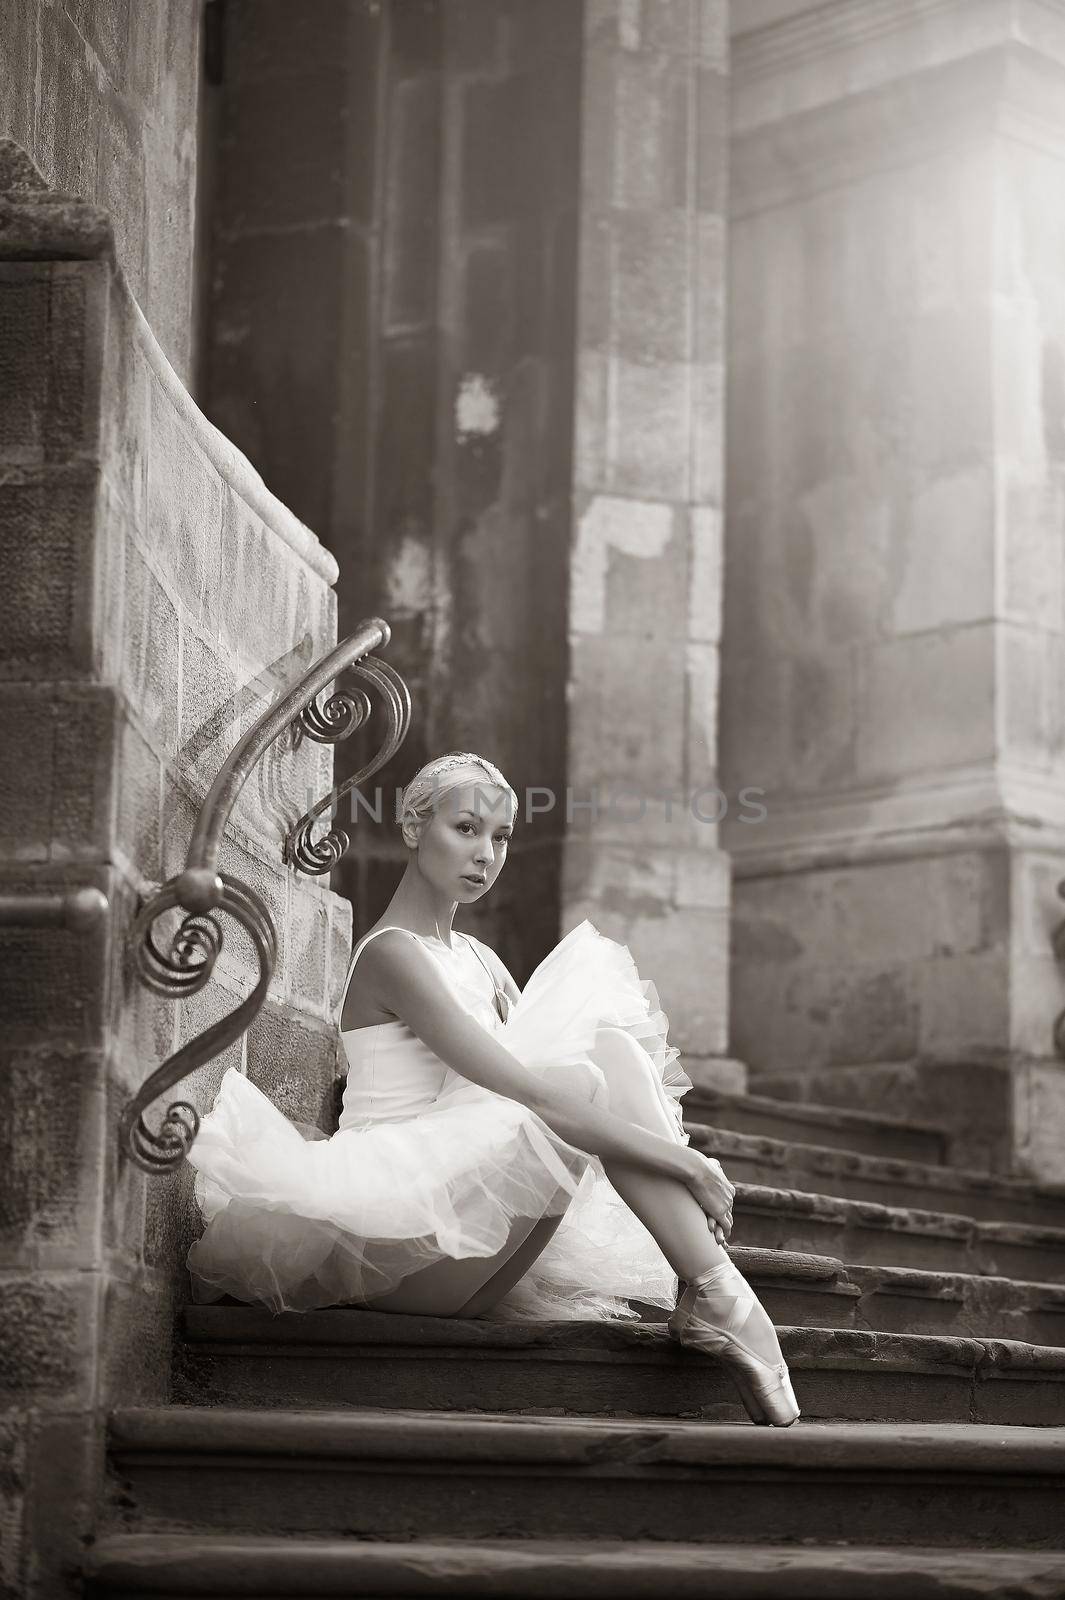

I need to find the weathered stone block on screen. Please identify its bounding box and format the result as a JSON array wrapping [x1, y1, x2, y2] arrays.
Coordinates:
[[23, 1409, 101, 1599], [246, 1004, 339, 1131], [0, 1274, 97, 1410], [146, 377, 224, 626], [100, 287, 150, 525], [572, 494, 683, 638], [0, 0, 36, 156], [567, 632, 686, 804], [177, 621, 240, 801], [1002, 472, 1065, 630], [0, 868, 108, 1048], [1013, 1058, 1065, 1183], [1009, 950, 1065, 1061], [327, 896, 354, 1020], [0, 1413, 26, 1596], [610, 209, 693, 364], [686, 640, 720, 797], [691, 359, 724, 504], [612, 52, 689, 211], [917, 950, 1011, 1059], [891, 468, 994, 635], [121, 533, 180, 755], [575, 345, 609, 490], [33, 5, 101, 201], [857, 625, 996, 781], [100, 1269, 173, 1408], [218, 487, 300, 670], [1001, 626, 1065, 771], [115, 709, 162, 873], [286, 882, 330, 1016], [0, 1046, 104, 1271], [606, 356, 692, 501], [0, 467, 98, 678]]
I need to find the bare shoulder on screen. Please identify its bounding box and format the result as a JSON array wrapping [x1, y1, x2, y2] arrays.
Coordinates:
[[341, 928, 433, 1030]]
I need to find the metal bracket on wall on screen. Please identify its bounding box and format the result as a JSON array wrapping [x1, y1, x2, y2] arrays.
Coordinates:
[[121, 616, 411, 1175], [0, 888, 109, 929]]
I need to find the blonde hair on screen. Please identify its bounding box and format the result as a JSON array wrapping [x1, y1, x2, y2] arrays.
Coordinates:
[[398, 752, 517, 845]]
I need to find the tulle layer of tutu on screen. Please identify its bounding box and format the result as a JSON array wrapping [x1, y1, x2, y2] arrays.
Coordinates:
[[186, 920, 692, 1322]]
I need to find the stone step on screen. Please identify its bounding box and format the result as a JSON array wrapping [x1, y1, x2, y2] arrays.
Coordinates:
[[742, 1248, 1065, 1347], [690, 1126, 1065, 1229], [174, 1307, 1065, 1426], [106, 1410, 1065, 1549], [180, 1242, 1065, 1355], [731, 1183, 1065, 1278], [85, 1533, 1065, 1599], [682, 1088, 948, 1165]]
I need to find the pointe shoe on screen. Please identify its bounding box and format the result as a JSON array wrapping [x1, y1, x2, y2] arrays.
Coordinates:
[[669, 1266, 800, 1428]]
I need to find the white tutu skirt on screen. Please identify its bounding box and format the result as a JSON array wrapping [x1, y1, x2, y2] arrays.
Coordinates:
[[186, 921, 692, 1322]]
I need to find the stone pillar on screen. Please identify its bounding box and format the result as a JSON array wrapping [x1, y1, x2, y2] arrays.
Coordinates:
[[0, 151, 345, 1594], [563, 0, 738, 1088], [723, 0, 1065, 1176]]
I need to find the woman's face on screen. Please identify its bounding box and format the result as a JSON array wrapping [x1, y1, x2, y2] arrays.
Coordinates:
[[414, 778, 516, 902]]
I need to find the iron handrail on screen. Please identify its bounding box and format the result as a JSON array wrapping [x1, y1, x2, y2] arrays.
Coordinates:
[[121, 616, 411, 1174]]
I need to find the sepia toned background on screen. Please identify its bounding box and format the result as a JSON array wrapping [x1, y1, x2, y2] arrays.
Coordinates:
[[4, 1, 1065, 1594]]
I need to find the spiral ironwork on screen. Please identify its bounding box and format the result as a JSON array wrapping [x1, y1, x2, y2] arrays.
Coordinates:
[[298, 685, 372, 745], [284, 655, 411, 875], [122, 874, 277, 1173], [122, 617, 411, 1174]]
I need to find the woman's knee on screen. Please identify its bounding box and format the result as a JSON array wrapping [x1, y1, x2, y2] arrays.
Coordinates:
[[538, 1057, 609, 1110], [590, 1026, 677, 1135]]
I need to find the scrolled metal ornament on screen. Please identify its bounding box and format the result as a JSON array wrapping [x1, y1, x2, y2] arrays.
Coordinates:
[[121, 874, 277, 1174], [284, 655, 411, 876], [285, 815, 351, 876], [122, 617, 411, 1175], [134, 883, 223, 1001], [297, 684, 371, 745]]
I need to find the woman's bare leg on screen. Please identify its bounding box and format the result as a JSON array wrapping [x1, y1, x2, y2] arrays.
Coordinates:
[[592, 1028, 784, 1364], [589, 1027, 728, 1281]]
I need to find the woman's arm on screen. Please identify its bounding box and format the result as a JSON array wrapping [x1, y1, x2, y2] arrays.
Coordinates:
[[359, 933, 698, 1183]]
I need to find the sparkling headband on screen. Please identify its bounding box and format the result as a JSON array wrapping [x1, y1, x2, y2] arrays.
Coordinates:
[[399, 752, 516, 830]]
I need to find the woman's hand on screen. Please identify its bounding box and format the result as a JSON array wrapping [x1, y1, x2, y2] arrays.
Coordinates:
[[680, 1148, 736, 1244]]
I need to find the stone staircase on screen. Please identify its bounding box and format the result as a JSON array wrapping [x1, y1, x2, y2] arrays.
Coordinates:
[[86, 1088, 1065, 1597]]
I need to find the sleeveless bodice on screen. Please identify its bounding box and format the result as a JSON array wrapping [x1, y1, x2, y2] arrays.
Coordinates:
[[337, 928, 504, 1132]]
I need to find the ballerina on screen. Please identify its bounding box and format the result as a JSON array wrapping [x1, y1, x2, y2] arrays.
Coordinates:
[[186, 751, 799, 1426]]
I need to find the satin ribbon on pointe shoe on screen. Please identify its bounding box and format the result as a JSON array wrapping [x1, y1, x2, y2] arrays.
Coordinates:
[[668, 1260, 800, 1428]]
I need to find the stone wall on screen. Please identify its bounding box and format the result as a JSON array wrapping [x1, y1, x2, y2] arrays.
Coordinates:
[[0, 149, 346, 1595], [199, 0, 581, 981], [0, 0, 202, 382], [722, 0, 1065, 1178]]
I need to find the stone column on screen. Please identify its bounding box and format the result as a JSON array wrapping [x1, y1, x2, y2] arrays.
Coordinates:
[[563, 0, 738, 1088], [723, 0, 1065, 1176]]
